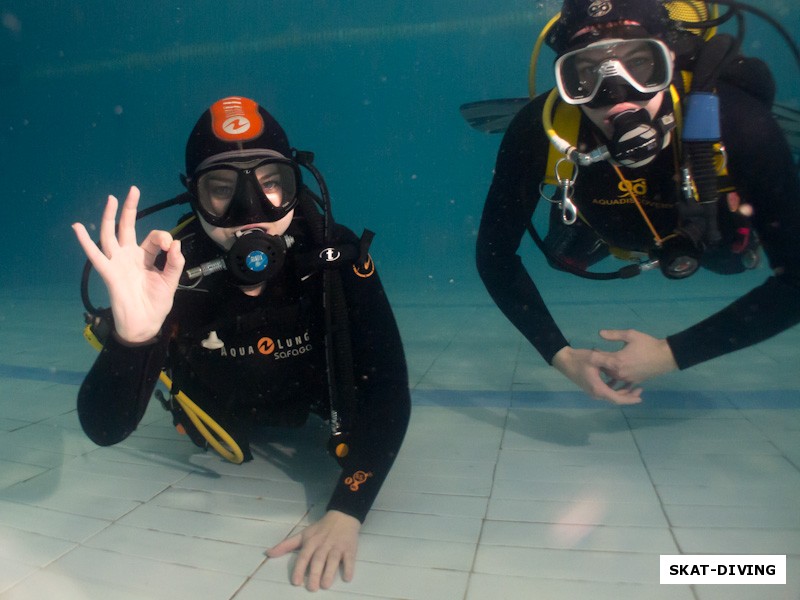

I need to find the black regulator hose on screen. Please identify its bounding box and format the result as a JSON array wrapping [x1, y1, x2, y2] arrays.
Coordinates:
[[525, 221, 646, 280], [293, 151, 357, 444]]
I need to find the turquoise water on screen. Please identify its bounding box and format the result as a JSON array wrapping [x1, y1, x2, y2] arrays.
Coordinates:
[[2, 1, 795, 293], [1, 4, 799, 598]]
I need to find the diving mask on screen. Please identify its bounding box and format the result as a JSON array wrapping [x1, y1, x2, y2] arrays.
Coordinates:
[[555, 38, 673, 106], [189, 150, 302, 227]]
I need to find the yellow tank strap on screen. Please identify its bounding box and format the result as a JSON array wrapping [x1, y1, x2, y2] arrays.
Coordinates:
[[528, 12, 562, 99], [170, 214, 196, 236], [672, 81, 684, 132], [543, 101, 581, 185], [82, 322, 105, 352], [158, 371, 245, 464], [81, 308, 245, 464]]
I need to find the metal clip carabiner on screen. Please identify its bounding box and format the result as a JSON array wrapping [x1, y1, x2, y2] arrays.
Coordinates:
[[555, 158, 578, 225], [560, 180, 577, 225]]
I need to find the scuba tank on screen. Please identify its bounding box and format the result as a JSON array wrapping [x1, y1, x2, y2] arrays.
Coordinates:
[[526, 0, 794, 280]]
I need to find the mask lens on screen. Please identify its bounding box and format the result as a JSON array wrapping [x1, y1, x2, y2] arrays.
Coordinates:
[[193, 158, 300, 226], [197, 168, 239, 218], [253, 161, 298, 210], [621, 41, 666, 87], [558, 52, 602, 102], [556, 39, 672, 105]]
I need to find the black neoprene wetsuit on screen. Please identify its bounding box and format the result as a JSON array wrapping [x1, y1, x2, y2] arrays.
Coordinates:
[[78, 212, 411, 523], [477, 81, 800, 369]]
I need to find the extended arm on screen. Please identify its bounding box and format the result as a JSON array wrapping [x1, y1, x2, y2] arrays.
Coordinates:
[[268, 234, 410, 590], [475, 98, 571, 364], [73, 186, 184, 444], [666, 83, 800, 368]]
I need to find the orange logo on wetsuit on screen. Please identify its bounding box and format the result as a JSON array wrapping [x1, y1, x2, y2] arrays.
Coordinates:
[[344, 470, 373, 491], [353, 255, 375, 278], [217, 331, 313, 360], [258, 337, 275, 355], [209, 97, 264, 142]]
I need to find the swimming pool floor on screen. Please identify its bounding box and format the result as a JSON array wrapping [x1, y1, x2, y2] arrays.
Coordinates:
[[0, 278, 798, 599]]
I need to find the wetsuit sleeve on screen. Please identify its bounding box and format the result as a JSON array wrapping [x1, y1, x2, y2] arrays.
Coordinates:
[[666, 82, 800, 368], [475, 96, 571, 364], [324, 235, 411, 523], [77, 331, 169, 446]]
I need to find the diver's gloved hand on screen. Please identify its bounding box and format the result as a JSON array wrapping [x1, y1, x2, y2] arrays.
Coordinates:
[[72, 186, 185, 344], [552, 345, 644, 405]]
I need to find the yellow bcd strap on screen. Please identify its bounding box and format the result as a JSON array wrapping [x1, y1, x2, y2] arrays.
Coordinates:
[[82, 314, 244, 465], [543, 101, 581, 186], [543, 83, 726, 183], [157, 371, 244, 464]]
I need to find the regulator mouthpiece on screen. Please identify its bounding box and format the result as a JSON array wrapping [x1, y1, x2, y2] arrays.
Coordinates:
[[186, 230, 294, 286]]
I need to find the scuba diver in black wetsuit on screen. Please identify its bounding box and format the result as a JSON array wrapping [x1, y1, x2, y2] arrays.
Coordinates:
[[475, 0, 800, 405], [72, 96, 410, 591]]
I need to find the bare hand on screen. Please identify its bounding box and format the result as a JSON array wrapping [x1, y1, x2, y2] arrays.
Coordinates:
[[72, 186, 185, 343], [598, 329, 678, 383], [552, 329, 679, 404], [552, 346, 644, 405], [267, 510, 361, 591]]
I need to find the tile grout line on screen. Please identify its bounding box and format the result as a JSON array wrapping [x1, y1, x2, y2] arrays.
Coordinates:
[[620, 407, 702, 600], [462, 403, 511, 600]]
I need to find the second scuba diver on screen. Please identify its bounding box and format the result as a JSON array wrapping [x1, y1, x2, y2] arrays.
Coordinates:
[[72, 96, 411, 591], [476, 0, 800, 404]]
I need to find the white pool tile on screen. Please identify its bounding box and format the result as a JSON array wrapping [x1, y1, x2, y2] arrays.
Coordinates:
[[466, 574, 695, 600], [59, 453, 195, 484], [657, 482, 800, 507], [2, 288, 799, 600], [0, 418, 31, 433], [149, 487, 311, 524], [173, 471, 329, 504], [692, 556, 800, 600], [45, 546, 246, 600], [645, 454, 800, 487], [488, 497, 669, 528], [672, 526, 800, 555], [0, 525, 76, 567], [665, 504, 800, 529], [0, 570, 149, 600], [0, 484, 140, 521], [0, 560, 43, 597], [361, 510, 483, 544], [491, 478, 660, 504], [494, 452, 652, 486], [1, 423, 96, 456], [380, 470, 494, 497], [474, 545, 660, 585], [232, 578, 369, 600], [502, 408, 641, 453], [0, 499, 110, 542], [253, 558, 470, 599], [0, 466, 170, 503], [117, 503, 295, 547], [481, 520, 679, 554], [83, 524, 266, 576], [371, 490, 489, 518], [0, 460, 49, 489], [358, 533, 476, 570]]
